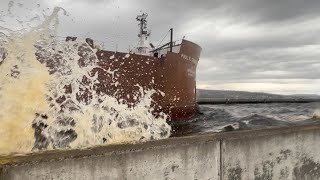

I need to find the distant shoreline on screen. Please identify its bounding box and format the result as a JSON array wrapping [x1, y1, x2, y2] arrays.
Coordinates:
[[196, 89, 320, 104], [197, 97, 320, 104], [197, 89, 320, 99]]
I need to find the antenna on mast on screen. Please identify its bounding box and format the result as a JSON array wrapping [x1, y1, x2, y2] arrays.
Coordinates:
[[136, 13, 149, 37], [134, 13, 151, 55]]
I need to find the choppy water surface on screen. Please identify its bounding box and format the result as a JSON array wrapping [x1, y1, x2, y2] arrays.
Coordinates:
[[171, 102, 320, 137]]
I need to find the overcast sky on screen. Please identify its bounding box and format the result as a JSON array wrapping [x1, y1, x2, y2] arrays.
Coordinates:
[[1, 0, 320, 95]]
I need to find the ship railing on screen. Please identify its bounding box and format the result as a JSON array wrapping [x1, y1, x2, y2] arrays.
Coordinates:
[[151, 39, 183, 53]]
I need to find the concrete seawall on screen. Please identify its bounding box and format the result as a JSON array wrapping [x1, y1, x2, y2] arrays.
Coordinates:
[[1, 125, 320, 179]]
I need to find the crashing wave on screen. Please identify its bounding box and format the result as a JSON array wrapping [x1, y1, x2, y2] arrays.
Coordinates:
[[0, 5, 170, 155]]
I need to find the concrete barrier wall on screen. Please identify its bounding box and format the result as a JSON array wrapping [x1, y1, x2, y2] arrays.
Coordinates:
[[1, 125, 320, 180], [221, 126, 320, 180], [0, 135, 221, 180]]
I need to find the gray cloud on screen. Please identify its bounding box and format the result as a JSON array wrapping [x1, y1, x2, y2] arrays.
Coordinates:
[[1, 0, 320, 94]]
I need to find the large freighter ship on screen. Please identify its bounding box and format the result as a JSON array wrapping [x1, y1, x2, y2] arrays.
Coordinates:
[[90, 13, 202, 120]]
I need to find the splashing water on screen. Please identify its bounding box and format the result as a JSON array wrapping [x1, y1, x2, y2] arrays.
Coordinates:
[[313, 110, 320, 119], [0, 4, 170, 155]]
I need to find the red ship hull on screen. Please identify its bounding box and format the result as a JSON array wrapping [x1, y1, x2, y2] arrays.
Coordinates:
[[93, 39, 202, 120]]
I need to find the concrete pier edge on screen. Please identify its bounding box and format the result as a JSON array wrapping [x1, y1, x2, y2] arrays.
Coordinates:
[[1, 124, 320, 179], [0, 124, 318, 166]]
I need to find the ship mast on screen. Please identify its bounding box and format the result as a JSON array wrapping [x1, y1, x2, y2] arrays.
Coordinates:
[[135, 13, 151, 55]]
